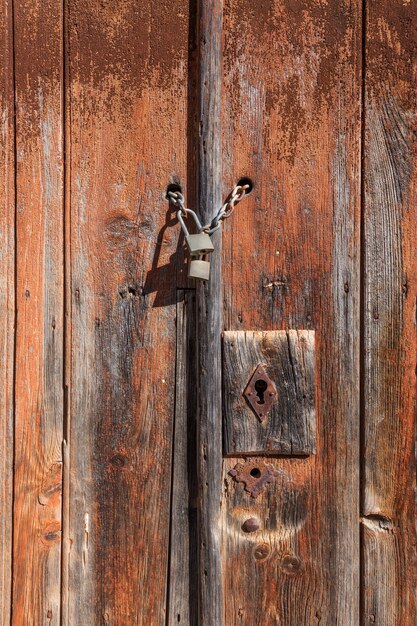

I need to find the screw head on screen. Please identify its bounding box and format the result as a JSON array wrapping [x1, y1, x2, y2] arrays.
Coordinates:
[[242, 517, 259, 533]]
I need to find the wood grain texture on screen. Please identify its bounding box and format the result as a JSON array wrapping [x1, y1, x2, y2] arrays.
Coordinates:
[[196, 0, 224, 624], [223, 330, 316, 455], [0, 0, 14, 621], [12, 0, 64, 623], [64, 1, 189, 623], [168, 290, 198, 626], [362, 1, 417, 623], [3, 1, 416, 622], [221, 0, 361, 623]]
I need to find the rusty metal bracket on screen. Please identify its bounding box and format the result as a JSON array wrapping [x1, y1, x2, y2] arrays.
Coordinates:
[[229, 459, 279, 498], [243, 364, 277, 423]]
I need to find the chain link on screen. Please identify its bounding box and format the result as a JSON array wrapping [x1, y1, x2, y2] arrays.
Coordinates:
[[169, 183, 250, 280], [167, 190, 187, 216], [168, 184, 249, 234], [168, 183, 249, 236], [202, 184, 249, 234]]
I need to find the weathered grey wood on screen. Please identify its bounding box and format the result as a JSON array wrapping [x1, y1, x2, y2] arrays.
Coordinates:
[[196, 0, 224, 623], [362, 0, 417, 622], [223, 330, 316, 455], [168, 290, 198, 626], [0, 1, 14, 621]]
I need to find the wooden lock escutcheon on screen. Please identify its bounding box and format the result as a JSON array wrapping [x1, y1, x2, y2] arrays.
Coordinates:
[[223, 330, 316, 456]]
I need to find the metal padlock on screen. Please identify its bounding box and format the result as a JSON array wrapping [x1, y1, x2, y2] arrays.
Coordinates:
[[177, 209, 214, 256], [186, 231, 214, 255], [188, 257, 211, 281]]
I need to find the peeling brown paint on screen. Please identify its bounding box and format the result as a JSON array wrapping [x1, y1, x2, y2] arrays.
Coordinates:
[[68, 0, 189, 117], [13, 0, 62, 137], [366, 2, 416, 104], [224, 1, 360, 171]]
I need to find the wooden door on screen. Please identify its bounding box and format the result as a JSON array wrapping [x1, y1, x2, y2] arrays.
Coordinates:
[[0, 1, 415, 625]]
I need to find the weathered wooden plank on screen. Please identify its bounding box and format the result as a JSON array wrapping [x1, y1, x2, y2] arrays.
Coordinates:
[[0, 0, 14, 621], [197, 0, 224, 623], [168, 290, 198, 626], [221, 0, 361, 623], [12, 0, 64, 623], [362, 1, 417, 622], [65, 1, 189, 622], [223, 330, 316, 455]]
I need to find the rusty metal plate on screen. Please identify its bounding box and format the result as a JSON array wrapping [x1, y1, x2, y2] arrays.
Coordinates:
[[243, 364, 277, 423], [229, 459, 279, 498]]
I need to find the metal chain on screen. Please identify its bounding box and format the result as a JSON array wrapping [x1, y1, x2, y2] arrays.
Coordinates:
[[202, 183, 249, 234], [168, 183, 250, 281], [167, 190, 187, 216], [167, 183, 249, 236]]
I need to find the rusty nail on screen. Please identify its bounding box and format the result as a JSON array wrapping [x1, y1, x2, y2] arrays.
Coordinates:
[[242, 517, 259, 533], [280, 554, 303, 575], [253, 543, 270, 561]]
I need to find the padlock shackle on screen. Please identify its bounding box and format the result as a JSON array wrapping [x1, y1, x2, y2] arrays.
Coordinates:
[[177, 208, 204, 237]]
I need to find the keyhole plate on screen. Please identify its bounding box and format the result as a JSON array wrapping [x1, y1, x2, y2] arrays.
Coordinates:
[[229, 459, 279, 498], [244, 364, 277, 423]]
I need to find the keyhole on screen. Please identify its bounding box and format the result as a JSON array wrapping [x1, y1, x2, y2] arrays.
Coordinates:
[[254, 379, 267, 405]]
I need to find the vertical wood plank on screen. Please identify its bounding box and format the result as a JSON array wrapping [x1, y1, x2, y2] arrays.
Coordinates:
[[221, 0, 362, 623], [197, 0, 224, 623], [65, 1, 189, 623], [362, 1, 417, 623], [168, 290, 197, 626], [12, 0, 64, 623], [0, 0, 14, 621]]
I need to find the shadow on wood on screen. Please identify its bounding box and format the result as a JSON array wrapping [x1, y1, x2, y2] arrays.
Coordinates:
[[143, 197, 187, 307]]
